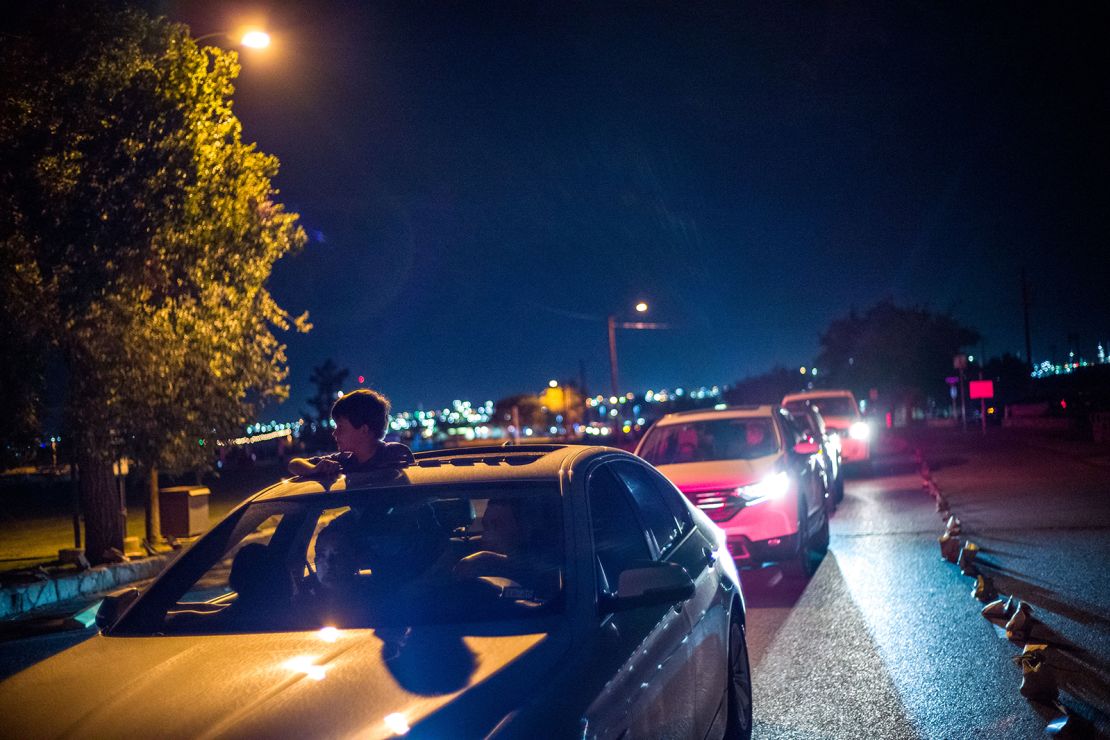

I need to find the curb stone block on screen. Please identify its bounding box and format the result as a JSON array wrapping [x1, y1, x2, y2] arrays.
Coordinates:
[[54, 576, 80, 603], [1, 553, 175, 621]]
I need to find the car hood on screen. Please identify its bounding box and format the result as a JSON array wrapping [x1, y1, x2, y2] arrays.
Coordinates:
[[655, 454, 780, 492], [0, 621, 570, 739]]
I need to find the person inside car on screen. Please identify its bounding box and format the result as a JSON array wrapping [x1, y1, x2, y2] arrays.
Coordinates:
[[288, 388, 414, 476], [296, 514, 363, 625], [745, 422, 775, 457], [453, 498, 560, 603], [222, 542, 296, 629]]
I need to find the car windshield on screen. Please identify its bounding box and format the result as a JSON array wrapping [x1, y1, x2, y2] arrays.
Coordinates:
[[805, 396, 856, 417], [639, 418, 780, 465], [115, 484, 564, 635]]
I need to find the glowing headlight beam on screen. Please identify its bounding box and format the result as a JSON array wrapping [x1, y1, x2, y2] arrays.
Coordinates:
[[735, 471, 791, 504]]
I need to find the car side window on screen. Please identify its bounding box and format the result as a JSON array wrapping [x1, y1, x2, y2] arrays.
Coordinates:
[[588, 463, 652, 594], [613, 462, 689, 557], [778, 411, 804, 446]]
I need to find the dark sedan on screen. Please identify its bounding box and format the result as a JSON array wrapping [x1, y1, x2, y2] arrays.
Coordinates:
[[0, 444, 751, 739]]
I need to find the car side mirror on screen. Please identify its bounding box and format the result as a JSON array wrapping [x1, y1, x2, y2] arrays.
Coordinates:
[[601, 561, 695, 613], [95, 587, 140, 632], [793, 441, 819, 456]]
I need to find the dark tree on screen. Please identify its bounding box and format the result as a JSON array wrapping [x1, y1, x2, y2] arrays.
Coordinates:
[[301, 360, 349, 452], [815, 300, 980, 407], [724, 367, 803, 405], [0, 4, 308, 561]]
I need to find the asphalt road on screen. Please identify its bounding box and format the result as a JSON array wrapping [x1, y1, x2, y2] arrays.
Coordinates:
[[2, 428, 1107, 738], [744, 428, 1110, 739]]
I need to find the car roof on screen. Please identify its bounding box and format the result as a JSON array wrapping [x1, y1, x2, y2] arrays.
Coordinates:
[[782, 389, 856, 402], [652, 404, 777, 426], [251, 444, 619, 502]]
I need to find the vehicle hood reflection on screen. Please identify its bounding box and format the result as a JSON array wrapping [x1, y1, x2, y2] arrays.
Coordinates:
[[0, 621, 569, 738]]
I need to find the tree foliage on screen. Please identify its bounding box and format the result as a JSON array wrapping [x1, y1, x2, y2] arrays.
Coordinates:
[[0, 4, 308, 560], [815, 300, 979, 405]]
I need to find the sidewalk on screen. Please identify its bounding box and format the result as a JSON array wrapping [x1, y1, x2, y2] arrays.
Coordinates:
[[0, 462, 285, 621]]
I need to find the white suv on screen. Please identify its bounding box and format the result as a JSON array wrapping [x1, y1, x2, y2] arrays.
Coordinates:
[[636, 405, 829, 577], [782, 390, 870, 464]]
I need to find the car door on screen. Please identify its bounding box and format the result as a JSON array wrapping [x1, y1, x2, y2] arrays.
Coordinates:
[[613, 460, 730, 738], [779, 411, 824, 523], [581, 461, 697, 740]]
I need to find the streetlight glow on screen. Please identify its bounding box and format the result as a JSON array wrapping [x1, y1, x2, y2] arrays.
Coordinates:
[[240, 30, 271, 49], [635, 301, 648, 313]]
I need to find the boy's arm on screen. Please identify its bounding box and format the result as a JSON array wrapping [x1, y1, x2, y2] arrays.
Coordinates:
[[287, 456, 342, 476]]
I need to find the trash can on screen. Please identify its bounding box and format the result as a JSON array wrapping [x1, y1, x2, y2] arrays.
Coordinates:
[[159, 485, 211, 538]]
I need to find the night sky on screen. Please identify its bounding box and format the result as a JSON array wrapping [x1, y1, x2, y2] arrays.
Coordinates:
[[156, 0, 1108, 411]]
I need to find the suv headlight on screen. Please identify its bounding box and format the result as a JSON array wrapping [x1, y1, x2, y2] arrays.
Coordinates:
[[849, 421, 871, 440], [736, 471, 791, 505]]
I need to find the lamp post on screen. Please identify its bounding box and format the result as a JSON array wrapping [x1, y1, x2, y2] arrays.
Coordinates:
[[607, 301, 666, 398]]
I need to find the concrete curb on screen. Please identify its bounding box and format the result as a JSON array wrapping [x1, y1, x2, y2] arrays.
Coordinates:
[[0, 553, 174, 621]]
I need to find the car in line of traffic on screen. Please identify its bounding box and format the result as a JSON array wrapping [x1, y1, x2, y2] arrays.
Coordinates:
[[782, 390, 871, 469], [0, 444, 752, 740], [635, 405, 830, 578]]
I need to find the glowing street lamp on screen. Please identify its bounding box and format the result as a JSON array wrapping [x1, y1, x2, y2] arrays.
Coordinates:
[[240, 30, 271, 49], [194, 28, 272, 50], [607, 301, 667, 398]]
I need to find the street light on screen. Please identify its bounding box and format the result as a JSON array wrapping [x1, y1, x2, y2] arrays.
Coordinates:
[[240, 30, 271, 49], [607, 301, 667, 398], [194, 28, 271, 49]]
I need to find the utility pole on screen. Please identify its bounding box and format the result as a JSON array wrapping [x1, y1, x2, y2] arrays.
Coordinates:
[[1021, 268, 1033, 369], [607, 315, 619, 399], [608, 303, 666, 399], [578, 359, 589, 427]]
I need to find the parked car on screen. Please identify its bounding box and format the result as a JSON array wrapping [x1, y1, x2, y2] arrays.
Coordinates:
[[0, 444, 751, 740], [785, 404, 844, 506], [782, 390, 870, 467], [635, 406, 829, 578]]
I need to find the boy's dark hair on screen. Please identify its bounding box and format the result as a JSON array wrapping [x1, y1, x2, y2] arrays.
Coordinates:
[[331, 389, 391, 440]]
